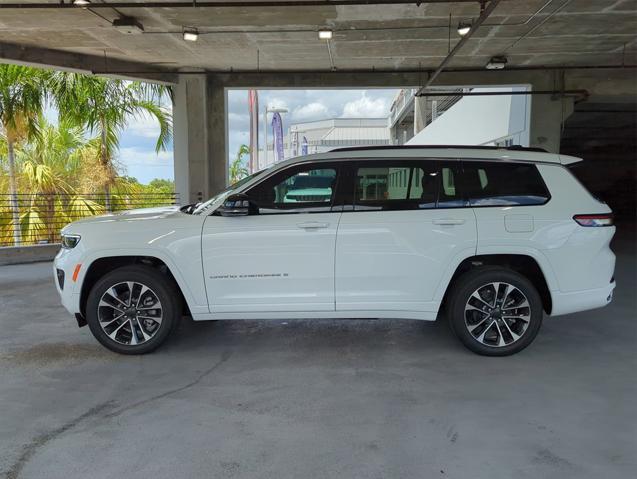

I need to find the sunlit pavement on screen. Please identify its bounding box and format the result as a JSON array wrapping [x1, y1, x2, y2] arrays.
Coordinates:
[[1, 229, 635, 479]]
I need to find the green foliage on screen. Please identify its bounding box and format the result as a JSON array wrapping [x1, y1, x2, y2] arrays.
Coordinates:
[[230, 144, 250, 185], [0, 66, 174, 245]]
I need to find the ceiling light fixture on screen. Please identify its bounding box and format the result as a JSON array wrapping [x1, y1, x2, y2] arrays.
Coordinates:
[[73, 0, 90, 6], [457, 21, 472, 36], [318, 30, 333, 40], [112, 17, 144, 34], [183, 27, 199, 42], [486, 56, 508, 70]]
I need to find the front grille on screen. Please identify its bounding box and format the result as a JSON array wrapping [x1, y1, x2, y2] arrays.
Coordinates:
[[56, 268, 65, 290]]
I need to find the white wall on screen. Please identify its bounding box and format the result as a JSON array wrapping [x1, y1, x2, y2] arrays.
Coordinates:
[[406, 86, 530, 147]]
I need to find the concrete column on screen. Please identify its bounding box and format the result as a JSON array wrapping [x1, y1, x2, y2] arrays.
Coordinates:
[[413, 96, 428, 135], [529, 93, 574, 153], [206, 78, 228, 196], [173, 74, 228, 205]]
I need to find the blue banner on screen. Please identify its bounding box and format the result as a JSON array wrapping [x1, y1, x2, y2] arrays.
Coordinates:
[[271, 112, 284, 163], [301, 136, 308, 156]]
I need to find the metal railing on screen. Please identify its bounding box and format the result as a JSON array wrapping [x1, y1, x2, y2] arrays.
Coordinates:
[[0, 192, 179, 247]]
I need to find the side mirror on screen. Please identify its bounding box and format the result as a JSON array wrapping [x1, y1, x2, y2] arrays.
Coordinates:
[[217, 193, 251, 217]]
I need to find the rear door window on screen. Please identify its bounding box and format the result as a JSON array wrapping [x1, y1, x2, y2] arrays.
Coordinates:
[[352, 160, 464, 210], [462, 161, 550, 206]]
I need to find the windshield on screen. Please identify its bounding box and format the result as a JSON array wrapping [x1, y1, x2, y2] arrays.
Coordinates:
[[192, 169, 266, 215]]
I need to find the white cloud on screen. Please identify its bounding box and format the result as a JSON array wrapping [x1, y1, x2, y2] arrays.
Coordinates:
[[229, 112, 250, 123], [126, 112, 162, 139], [341, 93, 390, 118], [117, 147, 173, 167], [292, 102, 330, 121], [266, 97, 289, 111], [116, 147, 173, 183]]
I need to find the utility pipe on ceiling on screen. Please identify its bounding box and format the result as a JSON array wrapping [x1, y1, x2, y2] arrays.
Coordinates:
[[416, 89, 590, 101], [0, 1, 481, 9], [415, 0, 503, 96]]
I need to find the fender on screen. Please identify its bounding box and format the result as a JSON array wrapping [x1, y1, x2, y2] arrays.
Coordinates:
[[432, 245, 560, 303], [476, 245, 560, 292], [74, 247, 208, 315]]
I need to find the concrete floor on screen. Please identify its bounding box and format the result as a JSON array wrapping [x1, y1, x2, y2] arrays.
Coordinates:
[[1, 233, 635, 479]]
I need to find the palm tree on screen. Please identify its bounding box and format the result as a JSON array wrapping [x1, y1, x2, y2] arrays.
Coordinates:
[[0, 65, 49, 245], [230, 144, 250, 184], [52, 74, 172, 211], [15, 116, 104, 243]]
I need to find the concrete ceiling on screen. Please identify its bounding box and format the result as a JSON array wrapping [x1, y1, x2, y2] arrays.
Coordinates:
[[0, 0, 636, 74]]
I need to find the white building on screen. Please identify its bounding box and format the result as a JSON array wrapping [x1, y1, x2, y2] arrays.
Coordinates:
[[258, 118, 390, 170], [407, 86, 531, 147]]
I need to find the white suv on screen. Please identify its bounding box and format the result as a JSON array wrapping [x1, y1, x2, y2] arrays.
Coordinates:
[[54, 146, 616, 356]]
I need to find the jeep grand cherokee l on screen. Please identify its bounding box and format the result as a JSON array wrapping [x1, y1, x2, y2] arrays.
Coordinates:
[[54, 146, 616, 356]]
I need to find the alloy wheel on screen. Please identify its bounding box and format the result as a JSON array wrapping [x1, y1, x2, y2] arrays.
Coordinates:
[[464, 282, 531, 348], [97, 281, 163, 346]]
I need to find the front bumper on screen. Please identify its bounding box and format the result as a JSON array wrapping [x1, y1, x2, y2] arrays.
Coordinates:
[[550, 280, 616, 317], [53, 247, 82, 316]]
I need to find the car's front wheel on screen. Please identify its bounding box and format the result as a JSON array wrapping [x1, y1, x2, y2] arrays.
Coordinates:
[[448, 267, 543, 356], [86, 265, 181, 354]]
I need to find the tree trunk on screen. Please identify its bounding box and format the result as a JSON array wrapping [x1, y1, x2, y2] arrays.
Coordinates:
[[100, 127, 112, 212], [7, 140, 22, 246]]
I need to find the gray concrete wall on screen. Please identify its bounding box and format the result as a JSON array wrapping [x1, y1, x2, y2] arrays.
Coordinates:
[[0, 244, 60, 266]]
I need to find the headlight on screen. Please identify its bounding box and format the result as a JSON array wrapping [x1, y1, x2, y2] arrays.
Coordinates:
[[61, 234, 81, 249]]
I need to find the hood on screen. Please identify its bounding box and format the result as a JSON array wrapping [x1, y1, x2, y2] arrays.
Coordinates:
[[66, 205, 184, 227]]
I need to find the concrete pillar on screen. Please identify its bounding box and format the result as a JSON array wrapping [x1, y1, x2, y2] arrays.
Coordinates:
[[413, 96, 428, 135], [173, 74, 228, 205], [206, 78, 228, 196], [529, 93, 574, 153]]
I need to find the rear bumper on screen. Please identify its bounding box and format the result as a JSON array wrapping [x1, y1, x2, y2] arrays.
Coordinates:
[[550, 281, 616, 316]]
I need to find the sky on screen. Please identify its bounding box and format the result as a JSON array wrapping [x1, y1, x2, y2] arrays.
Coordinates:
[[227, 89, 400, 164], [44, 88, 400, 184], [117, 112, 174, 184], [113, 88, 400, 183]]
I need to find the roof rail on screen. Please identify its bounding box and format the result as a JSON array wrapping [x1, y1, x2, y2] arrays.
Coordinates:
[[330, 145, 548, 153]]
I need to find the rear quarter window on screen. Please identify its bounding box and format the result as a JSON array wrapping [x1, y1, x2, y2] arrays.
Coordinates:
[[463, 161, 550, 207]]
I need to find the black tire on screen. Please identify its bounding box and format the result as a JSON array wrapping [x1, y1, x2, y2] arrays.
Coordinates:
[[447, 267, 543, 356], [86, 265, 181, 355]]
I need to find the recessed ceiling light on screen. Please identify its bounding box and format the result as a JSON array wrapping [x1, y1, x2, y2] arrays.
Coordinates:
[[486, 56, 508, 70], [112, 17, 144, 34], [183, 27, 199, 42], [318, 30, 333, 40], [457, 21, 472, 36], [73, 0, 90, 6]]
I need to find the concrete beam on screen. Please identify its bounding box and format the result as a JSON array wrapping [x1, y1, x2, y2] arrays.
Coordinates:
[[209, 67, 637, 94], [0, 41, 177, 84]]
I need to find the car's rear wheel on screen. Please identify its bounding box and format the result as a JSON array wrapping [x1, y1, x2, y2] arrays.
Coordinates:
[[86, 265, 181, 354], [448, 267, 543, 356]]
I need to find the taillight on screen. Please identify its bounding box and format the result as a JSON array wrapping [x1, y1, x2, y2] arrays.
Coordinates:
[[573, 214, 614, 227]]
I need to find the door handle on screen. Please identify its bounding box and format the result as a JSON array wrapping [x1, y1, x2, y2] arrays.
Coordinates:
[[432, 218, 465, 225], [297, 221, 329, 229]]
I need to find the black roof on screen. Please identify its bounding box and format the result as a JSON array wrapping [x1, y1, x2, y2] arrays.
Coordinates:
[[330, 145, 548, 153]]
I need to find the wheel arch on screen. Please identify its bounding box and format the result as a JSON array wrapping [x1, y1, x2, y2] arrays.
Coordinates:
[[79, 255, 192, 319], [439, 253, 554, 315]]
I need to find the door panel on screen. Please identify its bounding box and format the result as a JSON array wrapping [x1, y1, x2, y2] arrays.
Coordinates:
[[202, 213, 339, 312], [202, 163, 342, 313], [335, 209, 476, 311], [335, 160, 477, 312]]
